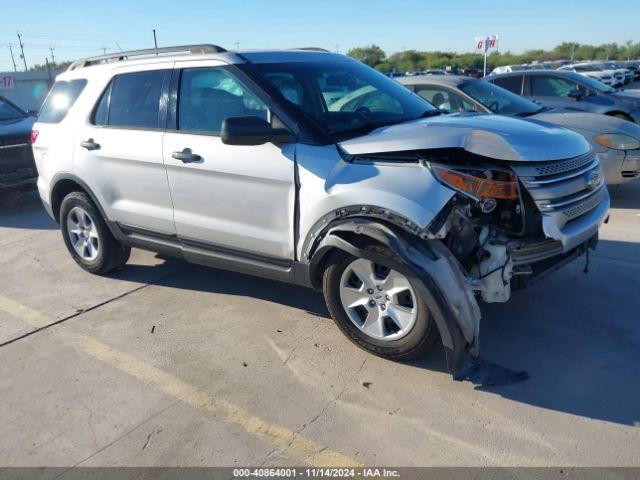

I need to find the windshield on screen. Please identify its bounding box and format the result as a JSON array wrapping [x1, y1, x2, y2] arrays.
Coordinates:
[[0, 96, 27, 121], [251, 58, 436, 139], [460, 80, 542, 116]]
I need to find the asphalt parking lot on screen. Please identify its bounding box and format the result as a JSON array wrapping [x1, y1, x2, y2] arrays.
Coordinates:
[[0, 179, 638, 469]]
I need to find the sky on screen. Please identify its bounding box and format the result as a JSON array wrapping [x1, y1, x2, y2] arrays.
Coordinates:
[[1, 0, 639, 72]]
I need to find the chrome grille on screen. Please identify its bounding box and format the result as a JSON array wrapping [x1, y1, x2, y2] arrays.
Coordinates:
[[512, 151, 606, 228]]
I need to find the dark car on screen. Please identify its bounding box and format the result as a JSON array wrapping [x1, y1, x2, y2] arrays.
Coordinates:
[[486, 70, 640, 123], [0, 95, 37, 194]]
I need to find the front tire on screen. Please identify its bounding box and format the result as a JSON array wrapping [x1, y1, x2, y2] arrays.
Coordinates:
[[323, 247, 439, 360], [60, 191, 130, 274]]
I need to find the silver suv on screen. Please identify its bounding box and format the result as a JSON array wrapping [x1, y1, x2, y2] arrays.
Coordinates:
[[32, 45, 609, 375]]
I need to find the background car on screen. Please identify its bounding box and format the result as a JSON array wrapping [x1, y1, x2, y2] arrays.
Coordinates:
[[0, 94, 37, 196], [398, 75, 640, 184], [590, 61, 631, 85], [486, 70, 640, 123], [490, 64, 531, 74], [558, 63, 615, 86]]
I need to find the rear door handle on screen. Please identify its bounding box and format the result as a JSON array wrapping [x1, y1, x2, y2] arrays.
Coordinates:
[[80, 138, 100, 151], [172, 148, 201, 163]]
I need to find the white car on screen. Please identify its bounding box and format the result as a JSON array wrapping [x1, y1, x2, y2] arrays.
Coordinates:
[[489, 64, 531, 75], [588, 62, 629, 86], [31, 45, 609, 377], [558, 64, 615, 86]]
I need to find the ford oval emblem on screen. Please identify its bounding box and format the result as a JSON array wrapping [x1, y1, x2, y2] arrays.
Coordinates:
[[586, 170, 602, 190]]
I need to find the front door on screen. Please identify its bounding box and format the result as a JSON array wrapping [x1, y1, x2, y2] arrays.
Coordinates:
[[162, 61, 296, 261]]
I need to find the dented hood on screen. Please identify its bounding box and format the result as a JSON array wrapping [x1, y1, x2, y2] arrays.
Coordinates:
[[339, 113, 591, 161]]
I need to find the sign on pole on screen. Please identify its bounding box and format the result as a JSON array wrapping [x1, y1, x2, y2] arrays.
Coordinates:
[[0, 74, 14, 90], [475, 35, 498, 76]]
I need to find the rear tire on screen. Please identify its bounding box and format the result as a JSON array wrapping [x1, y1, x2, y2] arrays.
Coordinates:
[[323, 246, 439, 360], [59, 191, 130, 274]]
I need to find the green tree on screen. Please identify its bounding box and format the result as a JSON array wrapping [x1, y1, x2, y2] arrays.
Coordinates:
[[346, 45, 386, 67]]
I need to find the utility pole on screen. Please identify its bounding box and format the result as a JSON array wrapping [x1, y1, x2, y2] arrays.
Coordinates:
[[153, 29, 158, 49], [45, 57, 53, 86], [16, 30, 28, 71], [335, 44, 340, 53], [234, 41, 240, 50], [49, 46, 56, 67], [8, 44, 17, 72]]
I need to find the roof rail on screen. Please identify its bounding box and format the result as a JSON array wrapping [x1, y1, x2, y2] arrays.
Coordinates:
[[294, 47, 330, 52], [67, 44, 227, 71]]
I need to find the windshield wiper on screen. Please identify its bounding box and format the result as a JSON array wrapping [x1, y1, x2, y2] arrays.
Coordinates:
[[417, 109, 443, 118], [331, 122, 381, 139]]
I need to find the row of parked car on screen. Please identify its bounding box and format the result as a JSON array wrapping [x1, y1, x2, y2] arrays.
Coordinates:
[[491, 60, 640, 87], [1, 45, 637, 379], [399, 68, 640, 184]]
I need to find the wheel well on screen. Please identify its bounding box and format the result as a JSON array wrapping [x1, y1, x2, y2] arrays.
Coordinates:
[[605, 111, 635, 122], [308, 221, 411, 290], [50, 179, 88, 223]]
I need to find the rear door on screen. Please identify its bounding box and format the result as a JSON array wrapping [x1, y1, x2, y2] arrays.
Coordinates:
[[73, 64, 176, 234], [162, 60, 296, 262]]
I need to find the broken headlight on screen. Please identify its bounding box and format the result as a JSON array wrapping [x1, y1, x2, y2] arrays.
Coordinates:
[[429, 165, 519, 201]]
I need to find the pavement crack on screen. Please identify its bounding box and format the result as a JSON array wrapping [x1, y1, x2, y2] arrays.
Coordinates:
[[0, 265, 193, 349]]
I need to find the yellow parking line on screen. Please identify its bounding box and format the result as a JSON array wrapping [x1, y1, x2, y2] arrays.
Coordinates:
[[0, 293, 360, 466], [75, 335, 361, 467], [0, 294, 49, 328]]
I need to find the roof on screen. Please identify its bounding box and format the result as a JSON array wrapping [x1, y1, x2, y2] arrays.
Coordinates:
[[64, 44, 340, 75], [396, 75, 469, 87]]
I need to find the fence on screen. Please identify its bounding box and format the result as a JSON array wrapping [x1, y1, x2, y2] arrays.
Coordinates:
[[0, 70, 61, 112]]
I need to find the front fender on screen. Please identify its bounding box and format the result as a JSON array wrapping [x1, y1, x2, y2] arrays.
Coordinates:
[[307, 218, 481, 376], [296, 144, 455, 260]]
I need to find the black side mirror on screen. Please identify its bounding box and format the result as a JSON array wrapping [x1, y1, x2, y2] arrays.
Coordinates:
[[221, 116, 295, 146], [568, 89, 584, 100]]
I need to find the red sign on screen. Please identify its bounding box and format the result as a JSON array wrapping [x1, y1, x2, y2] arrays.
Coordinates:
[[0, 74, 14, 90]]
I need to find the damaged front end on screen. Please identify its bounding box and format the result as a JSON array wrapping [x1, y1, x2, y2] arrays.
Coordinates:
[[313, 145, 609, 384]]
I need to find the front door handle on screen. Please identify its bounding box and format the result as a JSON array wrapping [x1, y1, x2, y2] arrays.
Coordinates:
[[80, 138, 100, 151], [172, 148, 201, 163]]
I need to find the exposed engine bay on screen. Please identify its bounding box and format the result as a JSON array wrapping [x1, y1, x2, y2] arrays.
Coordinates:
[[345, 147, 602, 306]]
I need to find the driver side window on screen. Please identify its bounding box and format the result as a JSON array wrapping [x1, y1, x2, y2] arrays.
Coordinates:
[[177, 67, 268, 134]]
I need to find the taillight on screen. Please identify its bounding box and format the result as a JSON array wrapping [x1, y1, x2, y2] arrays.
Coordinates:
[[30, 130, 39, 144]]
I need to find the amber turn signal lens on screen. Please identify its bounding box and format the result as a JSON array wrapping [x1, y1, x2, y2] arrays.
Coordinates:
[[433, 166, 519, 200]]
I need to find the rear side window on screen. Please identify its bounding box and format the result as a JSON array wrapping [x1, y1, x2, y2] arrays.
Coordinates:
[[93, 70, 166, 129], [491, 75, 523, 94], [38, 79, 87, 123]]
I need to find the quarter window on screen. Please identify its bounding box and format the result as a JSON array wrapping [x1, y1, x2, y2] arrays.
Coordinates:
[[177, 68, 268, 134], [38, 79, 87, 124]]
